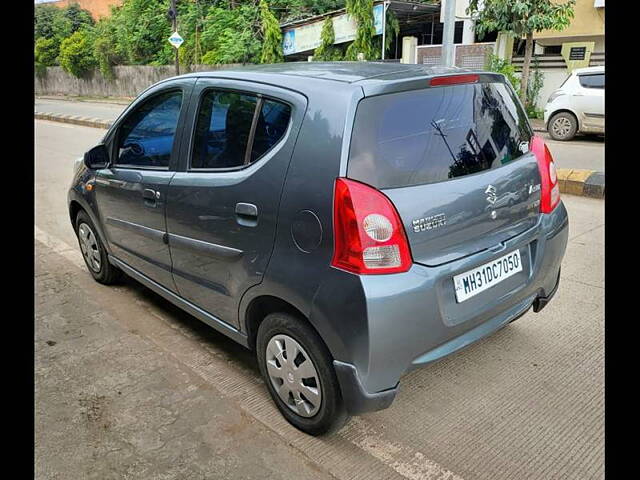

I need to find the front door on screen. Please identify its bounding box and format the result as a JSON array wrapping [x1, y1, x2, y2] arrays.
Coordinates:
[[94, 83, 192, 289], [165, 79, 306, 327]]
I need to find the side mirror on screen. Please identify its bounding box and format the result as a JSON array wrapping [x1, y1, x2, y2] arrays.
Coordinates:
[[84, 144, 110, 169]]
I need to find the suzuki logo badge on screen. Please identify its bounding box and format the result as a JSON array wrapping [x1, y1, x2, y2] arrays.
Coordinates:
[[485, 185, 497, 205]]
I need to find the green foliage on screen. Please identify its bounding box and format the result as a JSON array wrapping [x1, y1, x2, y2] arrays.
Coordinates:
[[93, 20, 123, 80], [259, 0, 284, 64], [345, 0, 376, 61], [35, 36, 60, 77], [35, 2, 94, 41], [485, 53, 520, 93], [313, 18, 343, 61], [108, 0, 174, 65], [467, 0, 576, 39], [58, 30, 97, 78], [200, 6, 262, 65], [373, 9, 399, 58], [525, 58, 544, 117], [35, 4, 61, 40], [468, 0, 573, 104]]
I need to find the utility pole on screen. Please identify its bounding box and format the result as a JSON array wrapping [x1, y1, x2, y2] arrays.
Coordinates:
[[381, 1, 389, 61], [169, 0, 180, 75], [441, 0, 456, 67]]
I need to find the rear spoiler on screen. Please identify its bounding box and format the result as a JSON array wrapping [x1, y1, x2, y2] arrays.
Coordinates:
[[360, 71, 506, 98]]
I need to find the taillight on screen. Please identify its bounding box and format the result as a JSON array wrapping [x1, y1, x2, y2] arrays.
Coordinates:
[[530, 135, 560, 213], [331, 178, 412, 275]]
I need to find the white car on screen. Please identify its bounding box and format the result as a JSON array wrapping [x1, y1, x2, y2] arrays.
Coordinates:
[[544, 66, 604, 141]]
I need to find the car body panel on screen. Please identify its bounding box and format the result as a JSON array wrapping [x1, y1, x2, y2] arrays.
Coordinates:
[[164, 78, 308, 328]]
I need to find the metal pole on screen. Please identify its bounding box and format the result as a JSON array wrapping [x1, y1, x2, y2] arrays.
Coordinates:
[[441, 0, 456, 67], [171, 0, 180, 75], [381, 1, 389, 60]]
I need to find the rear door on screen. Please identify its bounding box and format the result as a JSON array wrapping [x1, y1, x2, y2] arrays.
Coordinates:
[[94, 80, 193, 288], [347, 78, 541, 266], [576, 72, 605, 132], [165, 79, 306, 327]]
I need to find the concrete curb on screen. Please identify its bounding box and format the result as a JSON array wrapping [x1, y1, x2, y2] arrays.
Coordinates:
[[557, 168, 605, 199], [35, 112, 112, 129]]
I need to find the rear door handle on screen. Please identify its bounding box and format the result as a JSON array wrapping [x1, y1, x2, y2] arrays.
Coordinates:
[[235, 203, 258, 227]]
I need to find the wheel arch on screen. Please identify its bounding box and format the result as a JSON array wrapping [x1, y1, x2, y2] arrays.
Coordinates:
[[244, 295, 325, 355]]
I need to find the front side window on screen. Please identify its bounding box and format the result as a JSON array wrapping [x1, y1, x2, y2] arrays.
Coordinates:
[[191, 90, 291, 169], [116, 90, 183, 168], [578, 73, 604, 89]]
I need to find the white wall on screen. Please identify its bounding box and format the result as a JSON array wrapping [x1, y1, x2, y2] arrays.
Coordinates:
[[517, 68, 570, 110]]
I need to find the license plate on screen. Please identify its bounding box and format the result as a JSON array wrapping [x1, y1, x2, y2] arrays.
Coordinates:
[[453, 250, 523, 303]]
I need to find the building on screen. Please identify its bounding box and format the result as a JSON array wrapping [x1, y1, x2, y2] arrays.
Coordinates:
[[281, 0, 498, 69], [35, 0, 122, 20]]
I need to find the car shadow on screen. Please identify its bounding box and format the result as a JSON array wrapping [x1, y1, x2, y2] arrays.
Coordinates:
[[120, 274, 261, 376]]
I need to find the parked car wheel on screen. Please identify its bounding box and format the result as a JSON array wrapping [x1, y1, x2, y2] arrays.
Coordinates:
[[548, 112, 578, 141], [256, 312, 349, 435], [75, 210, 122, 285]]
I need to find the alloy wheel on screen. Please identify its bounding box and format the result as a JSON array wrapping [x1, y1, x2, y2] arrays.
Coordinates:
[[265, 334, 322, 417]]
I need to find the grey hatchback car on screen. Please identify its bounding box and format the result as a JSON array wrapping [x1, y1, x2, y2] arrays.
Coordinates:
[[68, 62, 568, 435]]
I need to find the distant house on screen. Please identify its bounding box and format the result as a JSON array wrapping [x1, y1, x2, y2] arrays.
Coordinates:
[[35, 0, 123, 20]]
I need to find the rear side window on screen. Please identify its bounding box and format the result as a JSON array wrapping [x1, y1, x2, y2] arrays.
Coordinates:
[[347, 82, 532, 189], [578, 73, 604, 89], [191, 90, 291, 169]]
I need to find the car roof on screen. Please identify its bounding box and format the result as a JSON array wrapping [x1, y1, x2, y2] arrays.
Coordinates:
[[177, 61, 466, 86], [573, 66, 604, 75]]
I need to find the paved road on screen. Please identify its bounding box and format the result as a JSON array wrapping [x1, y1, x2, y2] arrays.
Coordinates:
[[35, 120, 604, 480], [539, 132, 605, 172], [35, 98, 127, 122], [35, 98, 605, 172]]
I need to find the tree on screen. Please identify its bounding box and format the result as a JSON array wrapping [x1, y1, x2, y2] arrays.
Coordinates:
[[35, 2, 94, 41], [467, 0, 575, 105], [58, 30, 97, 78], [345, 0, 376, 61], [259, 0, 284, 64], [35, 37, 61, 77], [200, 5, 262, 65], [35, 4, 61, 40], [313, 18, 343, 61]]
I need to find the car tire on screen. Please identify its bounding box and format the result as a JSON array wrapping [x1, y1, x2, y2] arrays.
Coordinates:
[[548, 112, 578, 141], [75, 210, 122, 285], [256, 312, 350, 435]]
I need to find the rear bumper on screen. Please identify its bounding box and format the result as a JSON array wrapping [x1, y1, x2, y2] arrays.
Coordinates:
[[330, 203, 568, 414]]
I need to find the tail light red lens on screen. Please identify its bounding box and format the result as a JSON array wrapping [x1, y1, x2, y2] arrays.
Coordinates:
[[429, 74, 479, 87], [530, 135, 561, 213], [332, 178, 412, 275]]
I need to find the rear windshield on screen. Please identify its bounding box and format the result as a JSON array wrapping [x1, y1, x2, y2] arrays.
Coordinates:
[[347, 81, 532, 189]]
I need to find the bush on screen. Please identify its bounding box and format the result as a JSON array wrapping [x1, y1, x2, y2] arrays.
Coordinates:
[[58, 31, 97, 78], [485, 54, 520, 93], [35, 37, 60, 67]]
